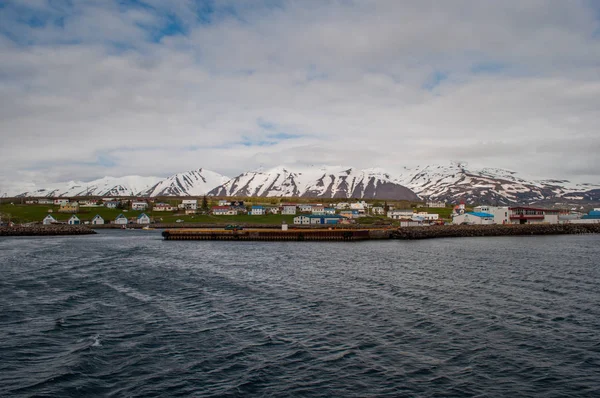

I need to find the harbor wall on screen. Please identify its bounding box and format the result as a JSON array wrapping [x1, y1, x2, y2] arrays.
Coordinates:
[[0, 225, 97, 237], [391, 224, 600, 240]]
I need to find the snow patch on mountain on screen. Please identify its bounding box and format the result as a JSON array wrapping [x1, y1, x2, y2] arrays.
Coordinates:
[[144, 169, 229, 196]]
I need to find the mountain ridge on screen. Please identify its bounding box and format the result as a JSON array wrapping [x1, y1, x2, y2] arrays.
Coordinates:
[[8, 163, 600, 205]]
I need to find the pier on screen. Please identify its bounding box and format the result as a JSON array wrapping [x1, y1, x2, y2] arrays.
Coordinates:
[[162, 228, 378, 241]]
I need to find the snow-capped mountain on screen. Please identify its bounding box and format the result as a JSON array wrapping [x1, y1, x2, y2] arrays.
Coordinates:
[[208, 166, 420, 200], [15, 175, 163, 198], [143, 169, 229, 197], [396, 162, 600, 205], [9, 162, 599, 204]]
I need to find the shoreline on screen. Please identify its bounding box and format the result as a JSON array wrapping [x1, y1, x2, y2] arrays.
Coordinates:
[[0, 225, 97, 237]]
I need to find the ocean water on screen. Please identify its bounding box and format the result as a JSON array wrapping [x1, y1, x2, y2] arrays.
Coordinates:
[[1, 230, 599, 397]]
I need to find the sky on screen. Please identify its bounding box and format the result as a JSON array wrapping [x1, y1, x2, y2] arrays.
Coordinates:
[[1, 0, 599, 194]]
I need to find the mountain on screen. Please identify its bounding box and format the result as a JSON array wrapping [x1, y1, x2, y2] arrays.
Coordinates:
[[15, 175, 163, 198], [396, 162, 600, 205], [143, 169, 230, 197], [208, 166, 420, 200], [9, 163, 599, 204]]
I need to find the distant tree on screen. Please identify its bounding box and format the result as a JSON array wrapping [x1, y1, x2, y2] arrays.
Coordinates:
[[383, 201, 389, 214], [201, 195, 209, 213]]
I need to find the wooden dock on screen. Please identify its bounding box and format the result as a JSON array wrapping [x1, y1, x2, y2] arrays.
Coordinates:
[[162, 228, 375, 241]]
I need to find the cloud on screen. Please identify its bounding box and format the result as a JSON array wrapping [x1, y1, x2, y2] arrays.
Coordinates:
[[0, 0, 599, 195]]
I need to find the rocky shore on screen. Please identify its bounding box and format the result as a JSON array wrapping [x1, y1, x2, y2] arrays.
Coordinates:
[[391, 224, 600, 240], [0, 225, 97, 237]]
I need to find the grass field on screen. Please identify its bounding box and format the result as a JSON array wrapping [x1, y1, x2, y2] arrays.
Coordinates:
[[0, 204, 299, 225], [0, 203, 455, 225]]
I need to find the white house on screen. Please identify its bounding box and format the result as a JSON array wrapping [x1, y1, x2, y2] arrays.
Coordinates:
[[91, 214, 104, 225], [324, 207, 336, 215], [105, 201, 118, 209], [415, 212, 439, 221], [298, 204, 313, 213], [68, 215, 80, 225], [282, 205, 297, 215], [212, 206, 238, 216], [182, 199, 198, 210], [137, 213, 151, 224], [38, 199, 53, 205], [268, 207, 280, 214], [54, 198, 69, 206], [400, 219, 422, 227], [218, 199, 229, 206], [153, 203, 174, 212], [335, 202, 350, 210], [311, 206, 325, 215], [293, 215, 311, 225], [132, 201, 148, 211], [114, 214, 128, 225], [250, 206, 265, 215], [427, 201, 446, 208], [387, 209, 414, 219], [371, 206, 385, 215], [42, 215, 57, 225]]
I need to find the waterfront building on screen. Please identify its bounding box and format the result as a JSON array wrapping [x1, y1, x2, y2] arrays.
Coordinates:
[[473, 206, 510, 224], [114, 214, 128, 225], [68, 215, 81, 225], [452, 212, 495, 225], [137, 213, 151, 224], [508, 207, 559, 224], [415, 212, 439, 221], [91, 215, 104, 225], [42, 215, 57, 225], [293, 215, 347, 225], [400, 219, 423, 227]]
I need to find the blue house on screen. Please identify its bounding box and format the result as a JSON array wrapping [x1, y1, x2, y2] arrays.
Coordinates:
[[250, 205, 265, 216], [582, 210, 600, 220]]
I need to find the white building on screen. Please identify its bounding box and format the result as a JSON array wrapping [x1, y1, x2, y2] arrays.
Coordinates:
[[42, 215, 57, 225], [153, 203, 174, 211], [293, 216, 311, 225], [251, 206, 265, 215], [298, 204, 313, 213], [282, 205, 297, 215], [182, 199, 198, 210], [452, 212, 495, 225], [67, 215, 80, 225], [335, 202, 350, 210], [473, 206, 510, 225], [507, 207, 560, 225], [137, 213, 151, 224], [415, 212, 439, 221], [371, 207, 384, 215], [212, 206, 238, 216], [91, 215, 104, 225], [387, 209, 414, 219], [114, 214, 128, 225], [132, 201, 148, 211], [218, 199, 229, 206], [38, 199, 53, 205], [427, 201, 446, 208], [54, 198, 69, 206], [311, 206, 325, 215]]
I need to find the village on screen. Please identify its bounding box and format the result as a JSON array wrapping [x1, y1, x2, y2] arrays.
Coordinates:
[[1, 196, 599, 227]]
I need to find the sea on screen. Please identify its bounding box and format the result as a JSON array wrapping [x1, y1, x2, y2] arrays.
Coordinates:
[[1, 230, 599, 397]]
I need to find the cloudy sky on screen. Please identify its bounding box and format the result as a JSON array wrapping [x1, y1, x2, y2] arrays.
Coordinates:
[[1, 0, 599, 193]]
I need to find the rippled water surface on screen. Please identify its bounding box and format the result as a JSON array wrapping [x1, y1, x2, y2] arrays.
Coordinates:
[[1, 230, 599, 397]]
